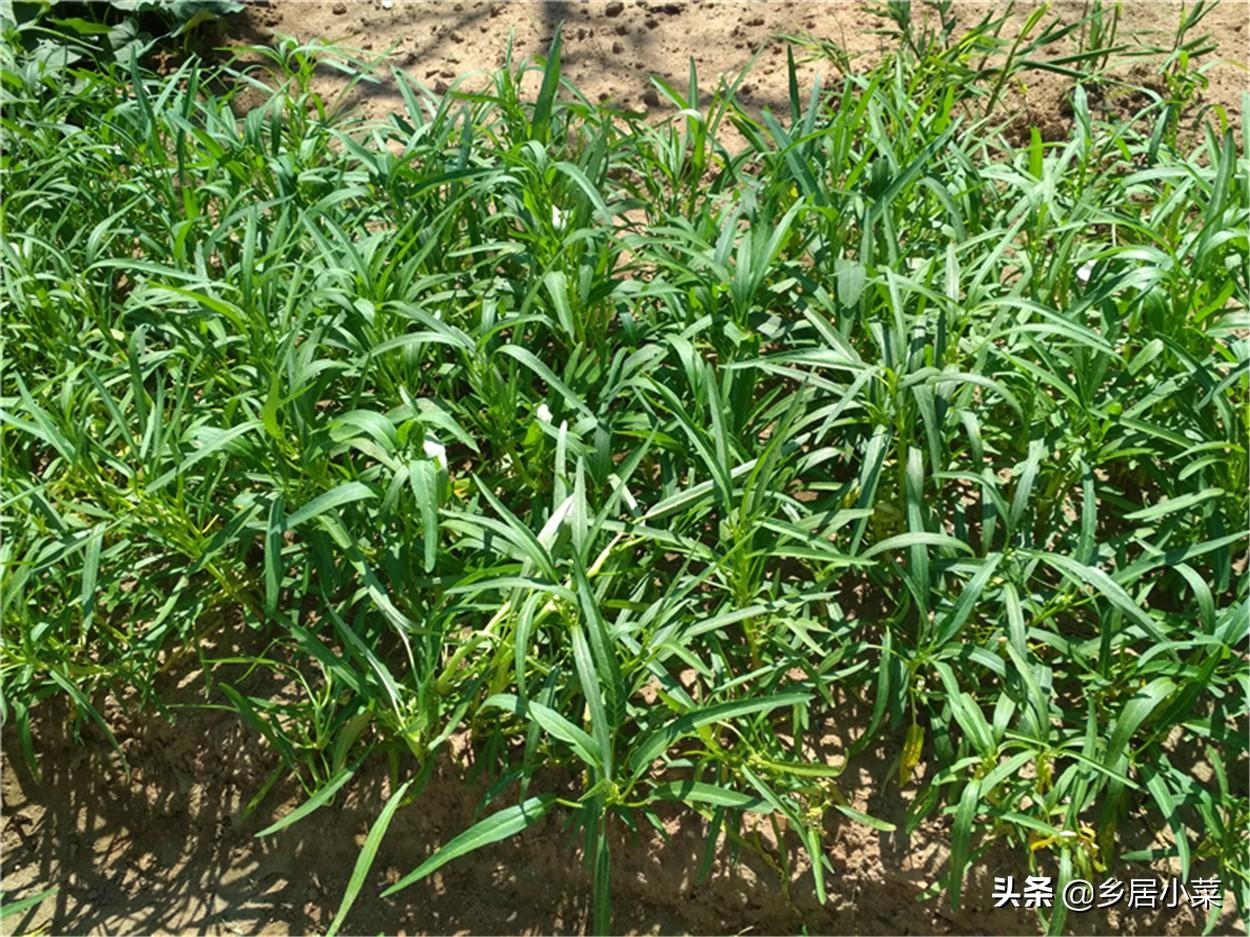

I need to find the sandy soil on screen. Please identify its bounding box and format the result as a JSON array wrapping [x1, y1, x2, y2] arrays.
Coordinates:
[[4, 692, 1244, 936], [4, 3, 1249, 935], [2, 627, 1244, 936], [232, 0, 1250, 140]]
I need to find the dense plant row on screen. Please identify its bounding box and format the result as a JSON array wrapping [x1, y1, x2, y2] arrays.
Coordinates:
[[2, 7, 1247, 934]]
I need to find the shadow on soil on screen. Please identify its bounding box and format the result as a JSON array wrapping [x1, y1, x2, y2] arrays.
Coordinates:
[[4, 639, 1237, 936]]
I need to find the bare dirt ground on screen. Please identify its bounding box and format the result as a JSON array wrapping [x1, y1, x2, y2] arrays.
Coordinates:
[[3, 683, 1244, 936], [2, 620, 1245, 936], [232, 0, 1250, 139], [3, 2, 1250, 935]]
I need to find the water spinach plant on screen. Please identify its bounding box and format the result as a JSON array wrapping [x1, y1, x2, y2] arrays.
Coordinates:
[[1, 6, 1246, 934]]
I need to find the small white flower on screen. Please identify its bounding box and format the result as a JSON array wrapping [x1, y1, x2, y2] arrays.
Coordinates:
[[536, 403, 553, 424], [422, 436, 446, 470]]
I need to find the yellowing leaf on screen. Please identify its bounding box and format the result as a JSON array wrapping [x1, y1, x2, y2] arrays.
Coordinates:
[[900, 722, 924, 785]]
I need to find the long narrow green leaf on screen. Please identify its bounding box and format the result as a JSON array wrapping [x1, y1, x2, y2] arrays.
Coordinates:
[[382, 795, 558, 896], [325, 779, 412, 937]]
